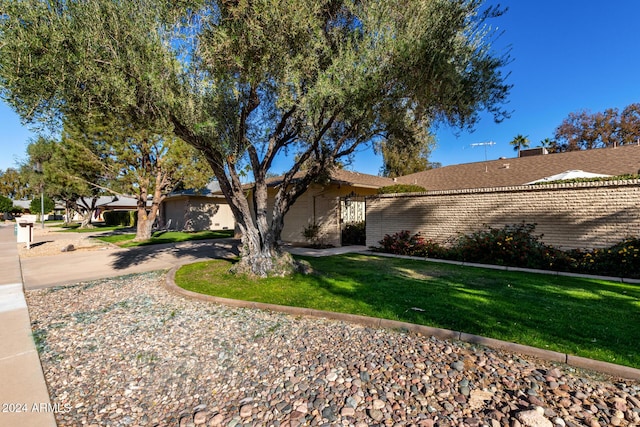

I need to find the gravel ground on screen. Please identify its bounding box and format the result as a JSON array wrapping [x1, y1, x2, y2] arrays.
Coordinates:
[[25, 272, 640, 427], [18, 226, 112, 258]]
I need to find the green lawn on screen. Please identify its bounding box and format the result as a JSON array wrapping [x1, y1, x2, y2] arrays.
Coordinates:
[[96, 229, 234, 247], [175, 253, 640, 369], [55, 223, 130, 233]]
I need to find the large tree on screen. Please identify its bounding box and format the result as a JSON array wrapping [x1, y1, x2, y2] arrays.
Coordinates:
[[23, 134, 105, 228], [554, 104, 640, 151], [0, 0, 511, 277], [0, 167, 28, 199], [376, 134, 438, 178], [62, 115, 211, 240]]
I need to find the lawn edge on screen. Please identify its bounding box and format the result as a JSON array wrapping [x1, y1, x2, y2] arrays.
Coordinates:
[[368, 251, 640, 283], [164, 265, 640, 381]]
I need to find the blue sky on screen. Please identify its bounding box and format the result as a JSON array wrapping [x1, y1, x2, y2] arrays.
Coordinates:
[[2, 1, 640, 175]]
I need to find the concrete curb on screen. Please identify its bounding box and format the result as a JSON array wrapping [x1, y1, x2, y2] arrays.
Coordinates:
[[0, 223, 57, 427], [367, 251, 640, 283], [164, 265, 640, 381]]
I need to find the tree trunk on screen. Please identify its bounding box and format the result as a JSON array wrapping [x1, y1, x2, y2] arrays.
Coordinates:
[[64, 202, 74, 226], [79, 211, 94, 229], [132, 169, 165, 242], [135, 207, 154, 241], [231, 222, 299, 278]]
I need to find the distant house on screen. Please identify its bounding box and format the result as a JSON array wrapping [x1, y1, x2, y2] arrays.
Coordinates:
[[247, 169, 395, 247], [396, 145, 640, 191], [160, 181, 235, 231]]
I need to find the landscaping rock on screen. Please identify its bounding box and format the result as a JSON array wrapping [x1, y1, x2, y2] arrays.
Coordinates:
[[25, 272, 640, 427], [60, 243, 75, 252]]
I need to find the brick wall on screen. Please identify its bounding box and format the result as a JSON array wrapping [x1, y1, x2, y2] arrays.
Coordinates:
[[366, 180, 640, 250]]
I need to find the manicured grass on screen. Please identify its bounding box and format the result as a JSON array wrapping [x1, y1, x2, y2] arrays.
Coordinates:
[[96, 229, 234, 247], [175, 253, 640, 369]]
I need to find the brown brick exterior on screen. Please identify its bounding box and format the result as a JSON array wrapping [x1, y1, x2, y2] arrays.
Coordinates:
[[366, 180, 640, 250]]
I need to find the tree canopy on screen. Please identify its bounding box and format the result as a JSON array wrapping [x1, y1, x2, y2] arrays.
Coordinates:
[[0, 0, 511, 276], [553, 103, 640, 152], [0, 168, 28, 199], [376, 135, 438, 178]]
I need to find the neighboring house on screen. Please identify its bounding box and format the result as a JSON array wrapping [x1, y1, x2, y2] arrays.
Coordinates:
[[160, 145, 640, 246], [11, 199, 64, 220], [161, 181, 235, 231], [247, 169, 395, 247], [367, 145, 640, 250], [11, 199, 32, 213], [396, 145, 640, 191]]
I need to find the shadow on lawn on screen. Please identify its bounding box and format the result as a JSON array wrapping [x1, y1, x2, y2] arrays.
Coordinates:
[[107, 238, 240, 270], [302, 253, 640, 368]]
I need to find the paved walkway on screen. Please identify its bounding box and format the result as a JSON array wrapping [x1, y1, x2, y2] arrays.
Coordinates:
[[0, 223, 57, 427], [21, 236, 240, 290]]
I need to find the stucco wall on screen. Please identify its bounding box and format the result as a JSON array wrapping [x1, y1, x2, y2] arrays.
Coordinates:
[[270, 184, 379, 246], [366, 180, 640, 250]]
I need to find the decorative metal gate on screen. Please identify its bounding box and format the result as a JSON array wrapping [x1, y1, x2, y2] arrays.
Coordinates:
[[340, 193, 366, 224], [340, 192, 366, 245]]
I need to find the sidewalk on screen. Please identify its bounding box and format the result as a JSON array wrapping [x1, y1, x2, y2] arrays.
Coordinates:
[[0, 223, 57, 427]]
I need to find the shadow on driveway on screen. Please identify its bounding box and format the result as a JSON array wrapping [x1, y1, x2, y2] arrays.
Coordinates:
[[108, 238, 241, 270]]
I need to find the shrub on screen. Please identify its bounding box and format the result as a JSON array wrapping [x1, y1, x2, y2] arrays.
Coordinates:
[[0, 195, 12, 213], [342, 221, 366, 245], [103, 210, 136, 227], [376, 224, 640, 278], [377, 184, 426, 194], [30, 196, 55, 217], [378, 230, 445, 258], [449, 223, 553, 268], [567, 238, 640, 278]]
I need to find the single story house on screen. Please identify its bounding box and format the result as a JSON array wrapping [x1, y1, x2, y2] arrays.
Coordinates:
[[160, 181, 235, 231], [395, 144, 640, 191], [246, 169, 395, 247]]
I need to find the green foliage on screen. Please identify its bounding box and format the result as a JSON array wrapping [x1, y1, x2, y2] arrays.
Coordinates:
[[377, 223, 640, 278], [449, 223, 553, 268], [509, 134, 530, 153], [0, 195, 13, 213], [0, 168, 28, 199], [341, 221, 366, 245], [566, 239, 640, 278], [176, 255, 640, 368], [0, 0, 511, 276], [377, 184, 427, 194], [103, 210, 136, 227], [302, 222, 321, 244], [376, 135, 436, 178], [30, 195, 55, 216], [377, 230, 445, 258]]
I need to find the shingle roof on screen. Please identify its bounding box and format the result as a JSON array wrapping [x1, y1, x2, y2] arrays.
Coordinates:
[[396, 145, 640, 191], [263, 169, 395, 189], [326, 169, 396, 188]]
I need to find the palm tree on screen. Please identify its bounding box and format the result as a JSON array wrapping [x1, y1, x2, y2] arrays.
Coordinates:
[[510, 134, 530, 157], [540, 138, 557, 153]]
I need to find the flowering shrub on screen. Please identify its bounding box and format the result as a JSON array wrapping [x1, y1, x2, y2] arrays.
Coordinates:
[[376, 224, 640, 278], [448, 223, 553, 268], [567, 239, 640, 278], [377, 230, 445, 258]]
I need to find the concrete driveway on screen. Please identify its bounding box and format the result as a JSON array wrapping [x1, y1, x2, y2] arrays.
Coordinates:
[[21, 238, 240, 290]]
